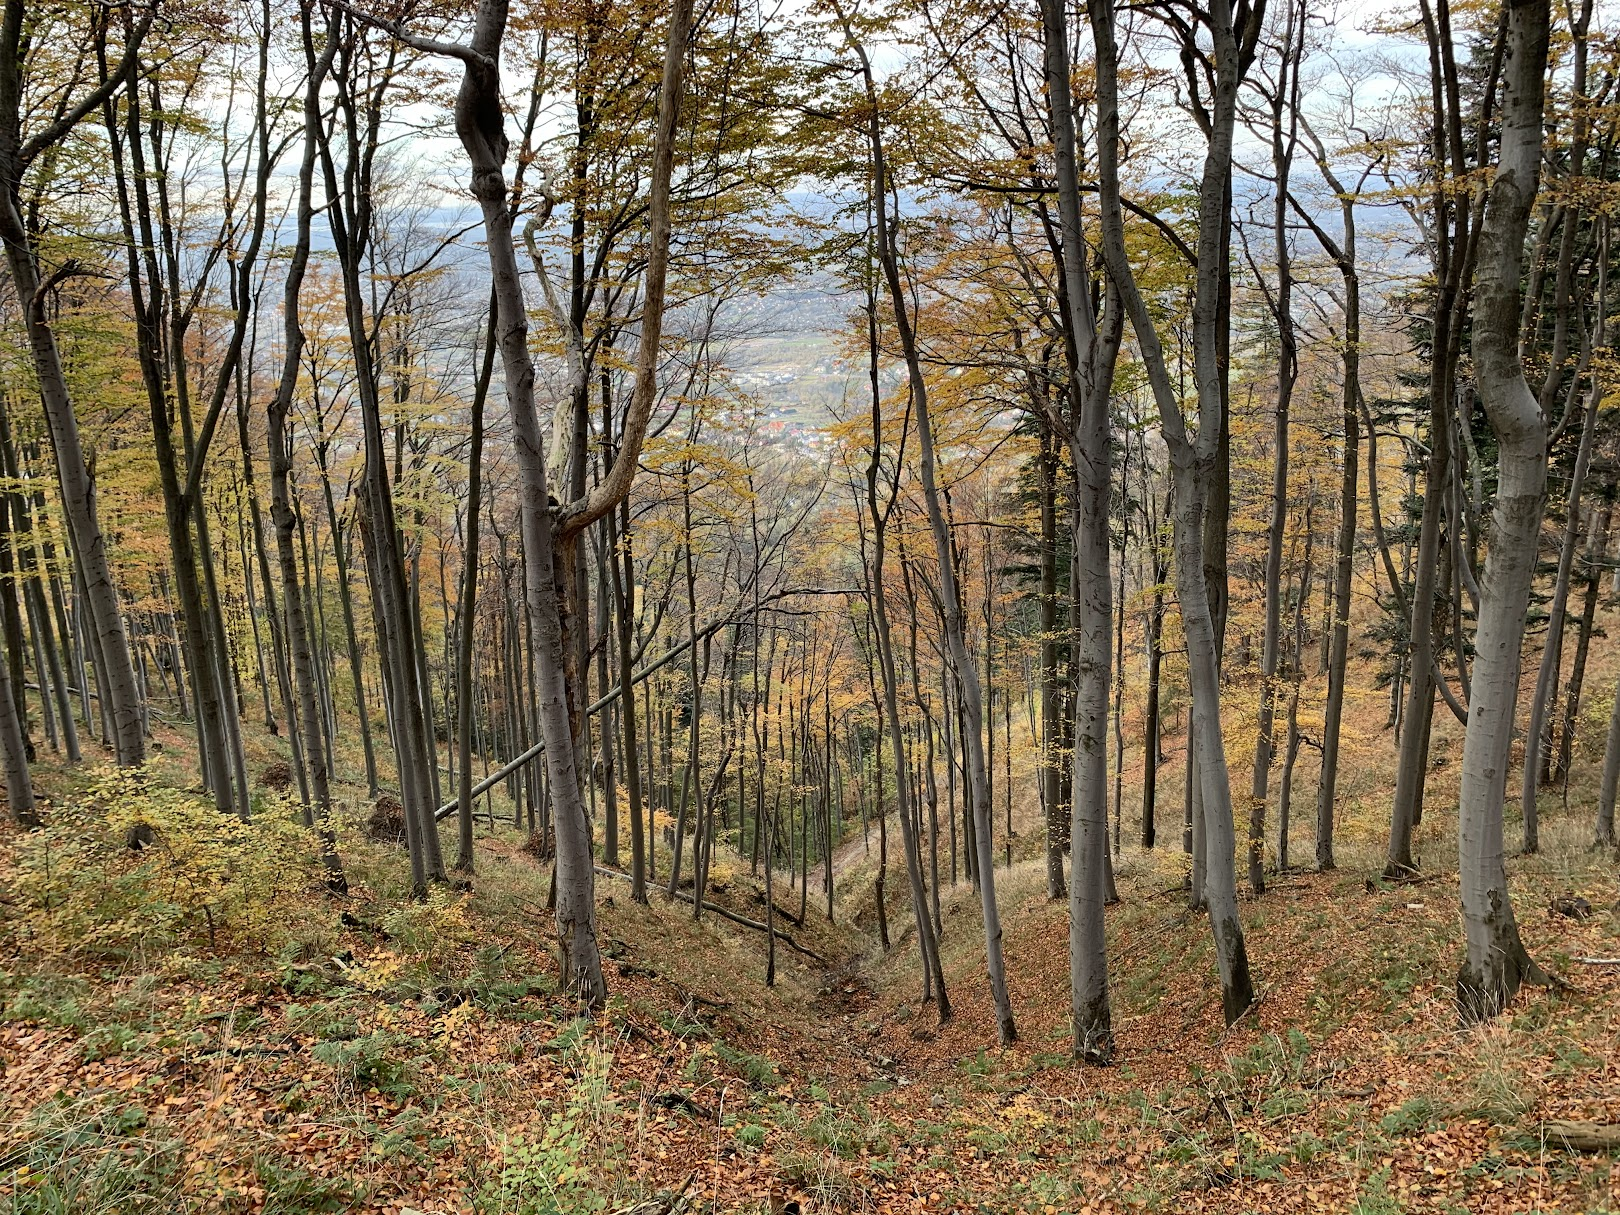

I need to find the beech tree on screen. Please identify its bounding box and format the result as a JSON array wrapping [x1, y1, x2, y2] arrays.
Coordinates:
[[1036, 0, 1125, 1062], [1087, 0, 1260, 1026], [266, 0, 346, 891], [1454, 0, 1552, 1021], [0, 637, 32, 824], [834, 2, 1018, 1045], [366, 0, 697, 1002], [0, 0, 148, 768]]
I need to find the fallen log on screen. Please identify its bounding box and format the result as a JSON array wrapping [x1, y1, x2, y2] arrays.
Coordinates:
[[1540, 1120, 1620, 1152], [434, 589, 860, 823], [747, 888, 805, 927], [614, 961, 733, 1010], [592, 866, 825, 962], [672, 889, 827, 962]]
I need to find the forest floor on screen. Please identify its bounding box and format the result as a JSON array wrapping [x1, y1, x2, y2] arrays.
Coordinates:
[[2, 717, 1619, 1213]]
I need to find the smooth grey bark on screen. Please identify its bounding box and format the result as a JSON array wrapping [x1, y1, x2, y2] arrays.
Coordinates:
[[1289, 123, 1363, 881], [942, 665, 958, 886], [1456, 0, 1552, 1022], [409, 569, 442, 817], [0, 409, 78, 764], [668, 452, 703, 904], [235, 377, 306, 805], [104, 69, 239, 814], [119, 10, 274, 819], [1554, 503, 1609, 785], [235, 479, 276, 734], [596, 511, 618, 869], [1520, 0, 1598, 850], [299, 512, 338, 769], [1067, 478, 1114, 1051], [1247, 4, 1302, 896], [1039, 0, 1125, 1062], [1142, 485, 1169, 849], [399, 0, 692, 1002], [911, 649, 944, 934], [615, 499, 649, 903], [1088, 0, 1257, 1026], [1278, 509, 1314, 870], [0, 437, 24, 740], [315, 25, 443, 892], [892, 506, 951, 1011], [1388, 0, 1494, 873], [71, 571, 106, 744], [31, 589, 58, 748], [454, 304, 496, 873], [1111, 513, 1127, 862], [35, 449, 83, 734], [315, 464, 378, 797], [1521, 389, 1598, 851], [26, 561, 67, 758], [0, 638, 33, 825], [1386, 349, 1449, 870], [1038, 427, 1066, 897]]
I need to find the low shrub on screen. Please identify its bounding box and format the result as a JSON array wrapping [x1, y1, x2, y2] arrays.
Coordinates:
[[476, 1044, 617, 1215], [1, 765, 326, 967]]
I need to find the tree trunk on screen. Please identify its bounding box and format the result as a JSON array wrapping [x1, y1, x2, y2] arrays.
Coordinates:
[[1039, 429, 1066, 896], [0, 437, 26, 747], [1521, 386, 1598, 851], [437, 0, 693, 1003], [1313, 294, 1359, 871], [848, 18, 1014, 1043], [597, 516, 619, 870], [616, 499, 648, 903], [1037, 0, 1126, 1059], [1554, 503, 1608, 785], [319, 470, 379, 798], [0, 639, 34, 825], [1247, 10, 1302, 894], [0, 411, 78, 765], [1456, 0, 1551, 1022], [1386, 430, 1446, 873], [1, 241, 144, 770], [314, 34, 441, 892], [892, 531, 950, 1011], [265, 5, 345, 889], [1142, 491, 1168, 849], [1087, 0, 1255, 1026], [0, 14, 148, 770], [455, 301, 496, 873], [105, 85, 237, 812]]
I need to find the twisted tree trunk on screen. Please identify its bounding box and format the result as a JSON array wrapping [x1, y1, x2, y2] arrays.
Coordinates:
[[422, 0, 693, 1002]]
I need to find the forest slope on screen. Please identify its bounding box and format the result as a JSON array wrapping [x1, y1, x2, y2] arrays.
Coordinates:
[[2, 704, 1618, 1214]]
